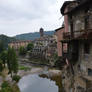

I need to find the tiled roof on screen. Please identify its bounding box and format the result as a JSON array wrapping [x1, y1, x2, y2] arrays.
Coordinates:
[[55, 27, 64, 32]]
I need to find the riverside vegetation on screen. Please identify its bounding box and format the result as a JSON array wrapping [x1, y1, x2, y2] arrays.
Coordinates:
[[0, 41, 34, 92], [0, 40, 20, 92]]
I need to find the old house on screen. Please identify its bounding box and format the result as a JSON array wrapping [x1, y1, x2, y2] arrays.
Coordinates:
[[32, 28, 56, 59], [44, 41, 57, 64], [55, 27, 64, 56], [9, 40, 31, 50], [55, 27, 68, 57], [60, 0, 92, 91]]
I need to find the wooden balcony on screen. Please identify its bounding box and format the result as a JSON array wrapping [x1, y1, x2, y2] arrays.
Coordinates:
[[63, 29, 92, 40]]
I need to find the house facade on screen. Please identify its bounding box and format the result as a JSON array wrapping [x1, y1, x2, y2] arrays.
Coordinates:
[[55, 27, 64, 56], [60, 0, 92, 92], [32, 28, 56, 59], [44, 41, 57, 64], [9, 40, 31, 50]]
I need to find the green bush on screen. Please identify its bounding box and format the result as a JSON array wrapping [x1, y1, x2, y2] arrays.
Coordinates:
[[1, 81, 9, 88], [27, 43, 34, 51], [19, 46, 27, 56], [12, 75, 21, 83], [0, 87, 12, 92], [19, 65, 31, 71], [0, 81, 13, 92]]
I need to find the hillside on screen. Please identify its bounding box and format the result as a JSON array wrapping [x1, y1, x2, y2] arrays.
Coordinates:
[[0, 35, 17, 48], [15, 31, 54, 40]]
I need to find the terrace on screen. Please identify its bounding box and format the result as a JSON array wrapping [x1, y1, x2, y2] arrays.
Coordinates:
[[63, 29, 92, 40]]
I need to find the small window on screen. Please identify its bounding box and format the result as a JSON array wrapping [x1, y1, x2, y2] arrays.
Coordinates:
[[88, 68, 92, 76], [85, 7, 90, 29], [85, 7, 89, 13], [84, 43, 90, 54]]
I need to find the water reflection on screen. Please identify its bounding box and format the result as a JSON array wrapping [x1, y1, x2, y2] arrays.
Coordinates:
[[39, 74, 62, 92], [18, 74, 58, 92]]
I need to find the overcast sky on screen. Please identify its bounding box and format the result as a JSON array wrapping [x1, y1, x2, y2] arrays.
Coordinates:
[[0, 0, 72, 36]]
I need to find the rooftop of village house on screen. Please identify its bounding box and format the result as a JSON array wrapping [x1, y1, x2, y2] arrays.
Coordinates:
[[60, 0, 92, 15], [55, 27, 64, 32]]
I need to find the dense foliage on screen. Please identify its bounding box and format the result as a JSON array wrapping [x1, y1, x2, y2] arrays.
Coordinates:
[[27, 43, 34, 51], [7, 47, 18, 76], [0, 39, 20, 92], [0, 81, 20, 92], [0, 34, 17, 49], [0, 81, 13, 92], [0, 60, 3, 72], [0, 51, 7, 67], [0, 41, 5, 53], [19, 46, 27, 56], [12, 75, 21, 82]]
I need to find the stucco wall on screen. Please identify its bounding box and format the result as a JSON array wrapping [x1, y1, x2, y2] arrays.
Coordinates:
[[55, 28, 64, 56]]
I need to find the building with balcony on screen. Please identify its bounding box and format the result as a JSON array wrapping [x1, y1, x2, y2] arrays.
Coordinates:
[[60, 0, 92, 91]]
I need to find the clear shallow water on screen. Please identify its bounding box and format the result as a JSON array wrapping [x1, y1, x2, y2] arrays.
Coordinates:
[[18, 74, 59, 92]]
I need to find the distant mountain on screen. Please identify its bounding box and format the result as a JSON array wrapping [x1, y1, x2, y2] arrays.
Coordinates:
[[15, 31, 54, 40], [0, 35, 17, 48]]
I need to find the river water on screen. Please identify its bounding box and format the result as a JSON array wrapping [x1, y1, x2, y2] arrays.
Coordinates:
[[18, 68, 62, 92]]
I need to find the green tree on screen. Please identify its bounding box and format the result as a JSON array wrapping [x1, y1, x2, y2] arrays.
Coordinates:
[[0, 41, 5, 54], [0, 51, 7, 68], [11, 48, 18, 74], [19, 46, 27, 56], [27, 43, 34, 51], [0, 59, 3, 72], [7, 47, 18, 77], [7, 47, 12, 75]]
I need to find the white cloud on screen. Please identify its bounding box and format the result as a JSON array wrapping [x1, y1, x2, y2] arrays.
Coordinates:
[[0, 0, 70, 36]]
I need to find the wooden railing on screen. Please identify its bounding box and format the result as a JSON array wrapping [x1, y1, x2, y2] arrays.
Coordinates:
[[63, 29, 92, 40]]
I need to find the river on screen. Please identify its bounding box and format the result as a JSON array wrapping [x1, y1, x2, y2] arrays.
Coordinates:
[[18, 67, 62, 92]]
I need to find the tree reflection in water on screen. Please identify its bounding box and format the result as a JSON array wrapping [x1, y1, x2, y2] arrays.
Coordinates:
[[39, 74, 62, 92]]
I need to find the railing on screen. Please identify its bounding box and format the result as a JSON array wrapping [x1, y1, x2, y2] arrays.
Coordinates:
[[63, 29, 92, 40]]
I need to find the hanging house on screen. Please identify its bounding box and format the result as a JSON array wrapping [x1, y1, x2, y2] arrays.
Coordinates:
[[60, 0, 92, 91]]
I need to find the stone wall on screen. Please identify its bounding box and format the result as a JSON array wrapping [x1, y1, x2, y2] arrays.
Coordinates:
[[62, 41, 92, 92]]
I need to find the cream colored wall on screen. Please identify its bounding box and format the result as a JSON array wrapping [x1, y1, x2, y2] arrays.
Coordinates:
[[9, 41, 31, 49]]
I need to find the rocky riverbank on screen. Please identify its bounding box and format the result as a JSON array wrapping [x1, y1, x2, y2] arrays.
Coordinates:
[[18, 66, 61, 78]]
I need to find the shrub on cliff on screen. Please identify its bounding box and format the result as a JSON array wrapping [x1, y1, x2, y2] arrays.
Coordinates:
[[12, 75, 21, 83]]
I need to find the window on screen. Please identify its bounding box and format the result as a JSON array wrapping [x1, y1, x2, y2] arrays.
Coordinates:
[[88, 68, 92, 76], [85, 7, 90, 29], [84, 43, 90, 54]]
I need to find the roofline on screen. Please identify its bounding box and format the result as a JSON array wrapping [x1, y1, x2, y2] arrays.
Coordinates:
[[55, 27, 64, 32], [60, 1, 77, 15], [63, 0, 91, 15]]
